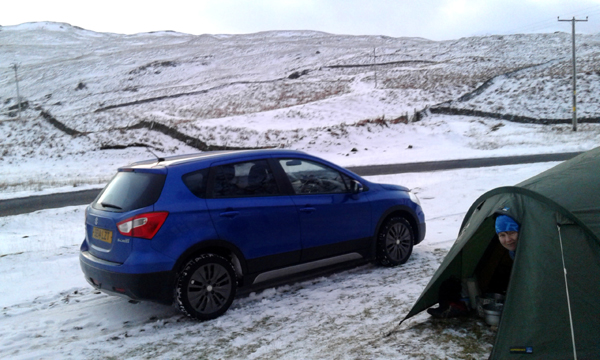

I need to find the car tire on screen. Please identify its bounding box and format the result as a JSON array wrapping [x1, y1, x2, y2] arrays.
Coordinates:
[[376, 216, 414, 267], [176, 254, 237, 321]]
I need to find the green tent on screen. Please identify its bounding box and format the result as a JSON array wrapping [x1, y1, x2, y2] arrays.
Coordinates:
[[403, 146, 600, 359]]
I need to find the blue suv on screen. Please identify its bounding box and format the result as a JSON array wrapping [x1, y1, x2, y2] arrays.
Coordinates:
[[80, 149, 425, 320]]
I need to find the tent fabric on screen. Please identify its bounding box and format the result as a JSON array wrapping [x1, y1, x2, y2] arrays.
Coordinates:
[[402, 146, 600, 359], [517, 147, 600, 239]]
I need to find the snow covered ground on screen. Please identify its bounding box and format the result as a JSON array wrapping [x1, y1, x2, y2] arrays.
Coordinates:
[[1, 22, 599, 359], [1, 160, 564, 360]]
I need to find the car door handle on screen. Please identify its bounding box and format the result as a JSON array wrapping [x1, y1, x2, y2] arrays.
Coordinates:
[[220, 211, 240, 218], [299, 207, 316, 213]]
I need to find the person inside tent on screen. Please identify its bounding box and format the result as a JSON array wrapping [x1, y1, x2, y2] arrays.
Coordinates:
[[427, 214, 520, 319], [495, 215, 519, 259]]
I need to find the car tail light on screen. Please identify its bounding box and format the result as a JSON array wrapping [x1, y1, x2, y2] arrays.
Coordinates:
[[117, 212, 169, 240]]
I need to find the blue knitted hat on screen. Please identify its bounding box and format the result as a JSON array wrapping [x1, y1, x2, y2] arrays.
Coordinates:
[[495, 215, 519, 234]]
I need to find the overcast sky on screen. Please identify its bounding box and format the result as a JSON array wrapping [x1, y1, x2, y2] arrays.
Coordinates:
[[2, 0, 600, 40]]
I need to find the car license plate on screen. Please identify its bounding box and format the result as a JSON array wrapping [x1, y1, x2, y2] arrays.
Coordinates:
[[92, 227, 113, 243]]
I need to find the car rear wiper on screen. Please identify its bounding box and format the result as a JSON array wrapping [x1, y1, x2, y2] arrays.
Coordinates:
[[101, 202, 123, 210]]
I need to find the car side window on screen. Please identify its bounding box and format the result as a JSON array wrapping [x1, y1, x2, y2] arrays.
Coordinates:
[[279, 159, 352, 195], [182, 168, 209, 198], [212, 160, 279, 198]]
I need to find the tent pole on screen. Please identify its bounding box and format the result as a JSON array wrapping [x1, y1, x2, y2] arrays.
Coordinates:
[[557, 224, 577, 360]]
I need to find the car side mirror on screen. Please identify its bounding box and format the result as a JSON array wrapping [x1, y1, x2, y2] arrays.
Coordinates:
[[351, 180, 364, 194]]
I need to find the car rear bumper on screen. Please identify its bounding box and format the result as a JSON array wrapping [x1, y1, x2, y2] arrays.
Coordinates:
[[80, 251, 175, 305]]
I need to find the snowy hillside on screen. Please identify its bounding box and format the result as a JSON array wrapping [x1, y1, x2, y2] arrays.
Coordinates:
[[1, 22, 599, 195]]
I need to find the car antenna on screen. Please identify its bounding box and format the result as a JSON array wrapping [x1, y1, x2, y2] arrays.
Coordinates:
[[146, 147, 165, 163]]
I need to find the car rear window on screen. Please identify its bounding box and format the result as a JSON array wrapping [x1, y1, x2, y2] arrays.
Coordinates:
[[93, 171, 166, 212]]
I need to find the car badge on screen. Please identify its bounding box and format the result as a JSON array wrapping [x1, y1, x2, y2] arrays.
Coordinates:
[[95, 217, 98, 225]]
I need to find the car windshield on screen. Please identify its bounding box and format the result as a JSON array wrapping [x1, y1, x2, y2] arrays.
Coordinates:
[[93, 171, 166, 212]]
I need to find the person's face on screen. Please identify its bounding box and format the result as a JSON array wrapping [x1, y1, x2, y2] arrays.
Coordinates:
[[498, 231, 519, 251]]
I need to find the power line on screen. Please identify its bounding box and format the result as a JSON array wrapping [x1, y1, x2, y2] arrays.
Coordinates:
[[502, 4, 599, 35]]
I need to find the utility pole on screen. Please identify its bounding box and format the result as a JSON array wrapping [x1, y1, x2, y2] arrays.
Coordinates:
[[373, 48, 377, 89], [12, 64, 22, 120], [558, 16, 588, 131]]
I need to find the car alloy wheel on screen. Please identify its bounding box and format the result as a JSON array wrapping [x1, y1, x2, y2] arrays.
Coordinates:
[[376, 216, 414, 267], [176, 254, 237, 321]]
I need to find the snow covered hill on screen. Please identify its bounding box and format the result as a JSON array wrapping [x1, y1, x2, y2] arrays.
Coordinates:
[[2, 23, 600, 145], [1, 22, 599, 195]]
